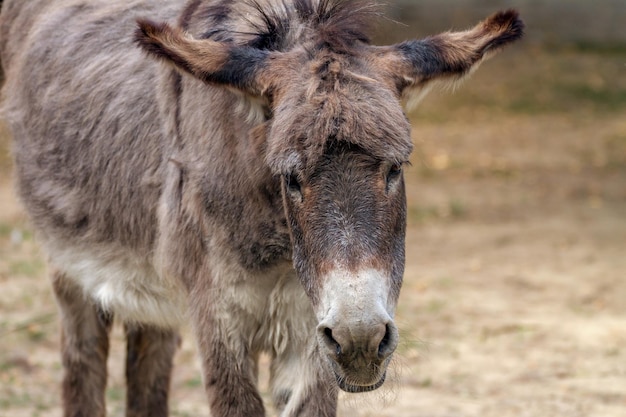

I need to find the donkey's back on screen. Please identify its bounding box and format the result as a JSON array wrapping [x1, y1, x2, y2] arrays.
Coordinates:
[[2, 0, 172, 250]]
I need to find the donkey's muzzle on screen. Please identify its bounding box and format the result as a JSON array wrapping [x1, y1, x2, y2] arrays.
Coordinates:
[[317, 320, 399, 391]]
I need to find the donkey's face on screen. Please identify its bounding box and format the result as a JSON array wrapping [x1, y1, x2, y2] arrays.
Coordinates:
[[136, 6, 523, 392], [264, 59, 412, 390], [279, 144, 407, 392]]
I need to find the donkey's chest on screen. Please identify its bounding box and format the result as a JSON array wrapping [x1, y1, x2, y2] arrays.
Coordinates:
[[210, 259, 315, 354]]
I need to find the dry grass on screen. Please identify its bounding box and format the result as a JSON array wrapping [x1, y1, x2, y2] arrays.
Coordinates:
[[1, 45, 625, 416]]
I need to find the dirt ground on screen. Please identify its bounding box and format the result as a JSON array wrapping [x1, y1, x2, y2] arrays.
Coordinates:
[[1, 45, 625, 416]]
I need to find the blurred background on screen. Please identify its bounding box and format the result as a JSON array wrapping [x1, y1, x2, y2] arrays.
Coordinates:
[[1, 1, 625, 416], [386, 0, 626, 43]]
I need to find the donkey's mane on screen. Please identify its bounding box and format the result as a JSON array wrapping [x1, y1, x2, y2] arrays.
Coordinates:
[[184, 0, 381, 53]]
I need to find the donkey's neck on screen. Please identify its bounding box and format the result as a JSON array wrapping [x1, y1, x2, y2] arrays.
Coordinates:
[[161, 68, 291, 271]]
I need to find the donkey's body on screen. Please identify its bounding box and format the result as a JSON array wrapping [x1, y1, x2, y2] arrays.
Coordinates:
[[1, 0, 522, 416], [3, 0, 182, 325], [2, 0, 296, 328]]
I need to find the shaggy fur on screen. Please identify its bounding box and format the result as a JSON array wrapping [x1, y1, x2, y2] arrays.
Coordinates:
[[0, 0, 522, 416]]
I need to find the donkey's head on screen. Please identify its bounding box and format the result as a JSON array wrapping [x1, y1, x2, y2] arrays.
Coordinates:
[[136, 0, 522, 393]]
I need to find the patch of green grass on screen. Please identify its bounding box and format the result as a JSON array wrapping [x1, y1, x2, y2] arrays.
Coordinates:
[[0, 392, 32, 408], [184, 377, 203, 388], [0, 359, 13, 373], [605, 134, 626, 168], [172, 412, 194, 417], [34, 401, 51, 412], [506, 97, 554, 115], [557, 83, 626, 109], [449, 199, 466, 219], [408, 199, 468, 225], [0, 388, 52, 413], [0, 313, 56, 340], [0, 223, 33, 241], [414, 377, 433, 388], [502, 83, 626, 115], [0, 222, 12, 237], [26, 324, 47, 342], [435, 276, 455, 288], [0, 131, 13, 176], [480, 324, 534, 341], [9, 259, 44, 278], [106, 386, 124, 402], [408, 205, 440, 224], [561, 40, 626, 56], [425, 299, 446, 313]]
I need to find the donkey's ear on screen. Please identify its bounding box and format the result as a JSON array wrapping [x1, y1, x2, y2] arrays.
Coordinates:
[[135, 19, 276, 97], [375, 10, 524, 109]]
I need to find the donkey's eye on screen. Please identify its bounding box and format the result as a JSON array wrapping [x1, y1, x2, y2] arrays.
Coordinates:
[[387, 164, 402, 182], [285, 173, 302, 200], [385, 164, 402, 192]]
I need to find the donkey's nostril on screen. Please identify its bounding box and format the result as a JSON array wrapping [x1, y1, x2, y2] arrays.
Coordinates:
[[378, 323, 397, 359], [378, 326, 390, 356], [322, 327, 342, 356]]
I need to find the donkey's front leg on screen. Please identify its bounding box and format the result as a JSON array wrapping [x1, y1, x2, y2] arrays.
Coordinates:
[[125, 324, 179, 417], [190, 296, 265, 417], [51, 270, 113, 417]]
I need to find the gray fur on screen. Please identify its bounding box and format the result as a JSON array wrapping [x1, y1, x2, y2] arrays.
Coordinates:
[[0, 0, 522, 415]]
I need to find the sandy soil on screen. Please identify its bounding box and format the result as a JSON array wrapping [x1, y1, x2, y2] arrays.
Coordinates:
[[1, 47, 625, 416]]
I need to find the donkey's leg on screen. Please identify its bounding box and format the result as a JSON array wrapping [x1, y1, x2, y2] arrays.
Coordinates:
[[125, 324, 179, 417], [272, 347, 338, 417], [189, 299, 265, 417], [51, 269, 113, 417], [197, 327, 265, 416]]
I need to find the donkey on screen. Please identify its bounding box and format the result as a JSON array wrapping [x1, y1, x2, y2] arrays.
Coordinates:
[[0, 0, 522, 416]]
